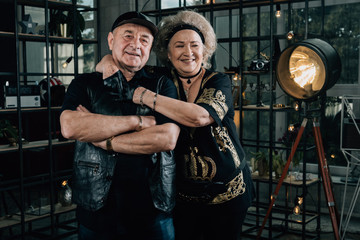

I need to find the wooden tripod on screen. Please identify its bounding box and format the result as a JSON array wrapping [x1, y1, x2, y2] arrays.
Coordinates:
[[256, 117, 340, 240]]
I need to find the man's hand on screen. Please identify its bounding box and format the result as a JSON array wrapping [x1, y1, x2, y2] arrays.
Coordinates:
[[138, 115, 156, 131], [76, 104, 90, 113], [91, 139, 106, 150], [96, 54, 119, 79]]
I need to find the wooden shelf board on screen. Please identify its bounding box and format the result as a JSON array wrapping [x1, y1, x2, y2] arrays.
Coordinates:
[[0, 139, 75, 153], [0, 203, 76, 229]]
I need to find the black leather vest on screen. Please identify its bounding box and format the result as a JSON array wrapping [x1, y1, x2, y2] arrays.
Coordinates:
[[71, 69, 175, 212]]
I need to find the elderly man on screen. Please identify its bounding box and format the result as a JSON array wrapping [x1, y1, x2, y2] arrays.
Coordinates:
[[60, 12, 180, 240]]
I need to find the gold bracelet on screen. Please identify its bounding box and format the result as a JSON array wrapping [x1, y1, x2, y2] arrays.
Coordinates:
[[152, 93, 158, 111], [106, 136, 114, 152], [139, 89, 147, 107], [136, 115, 142, 131]]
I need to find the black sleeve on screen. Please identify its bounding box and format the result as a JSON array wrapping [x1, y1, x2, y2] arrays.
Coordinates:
[[154, 76, 179, 126], [61, 73, 99, 113], [195, 72, 233, 126]]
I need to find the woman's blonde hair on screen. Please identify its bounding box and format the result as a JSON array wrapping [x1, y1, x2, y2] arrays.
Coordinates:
[[153, 10, 217, 69]]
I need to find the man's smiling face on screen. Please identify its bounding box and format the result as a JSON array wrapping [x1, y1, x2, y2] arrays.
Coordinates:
[[108, 23, 154, 73]]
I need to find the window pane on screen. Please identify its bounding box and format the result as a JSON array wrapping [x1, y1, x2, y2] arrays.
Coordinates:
[[215, 42, 229, 72], [79, 43, 97, 74], [325, 2, 360, 84], [243, 7, 257, 37], [77, 0, 95, 7], [24, 42, 49, 77]]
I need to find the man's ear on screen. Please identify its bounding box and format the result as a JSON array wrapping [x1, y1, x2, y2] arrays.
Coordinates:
[[107, 32, 114, 51]]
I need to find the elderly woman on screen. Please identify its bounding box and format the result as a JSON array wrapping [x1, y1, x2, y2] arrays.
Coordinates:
[[97, 10, 254, 240]]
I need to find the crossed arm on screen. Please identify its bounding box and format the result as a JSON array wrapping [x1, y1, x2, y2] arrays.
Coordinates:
[[60, 105, 180, 155], [96, 55, 214, 128]]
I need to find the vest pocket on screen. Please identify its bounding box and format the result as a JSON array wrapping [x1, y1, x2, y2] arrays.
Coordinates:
[[77, 160, 100, 174]]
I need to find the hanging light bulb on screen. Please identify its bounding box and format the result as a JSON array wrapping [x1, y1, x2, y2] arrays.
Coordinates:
[[62, 56, 73, 69], [275, 4, 281, 18]]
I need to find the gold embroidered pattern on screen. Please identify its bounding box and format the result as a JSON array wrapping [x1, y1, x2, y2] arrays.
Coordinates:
[[184, 147, 217, 181], [178, 170, 246, 204], [209, 170, 246, 204], [211, 126, 241, 168], [196, 88, 228, 121]]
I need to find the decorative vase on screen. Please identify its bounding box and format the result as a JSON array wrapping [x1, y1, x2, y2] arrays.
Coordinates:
[[60, 23, 67, 37]]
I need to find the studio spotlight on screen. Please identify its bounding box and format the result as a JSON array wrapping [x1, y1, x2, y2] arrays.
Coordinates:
[[258, 39, 342, 240], [276, 38, 341, 101]]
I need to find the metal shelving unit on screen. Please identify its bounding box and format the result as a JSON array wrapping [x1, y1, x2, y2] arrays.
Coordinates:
[[0, 0, 98, 238]]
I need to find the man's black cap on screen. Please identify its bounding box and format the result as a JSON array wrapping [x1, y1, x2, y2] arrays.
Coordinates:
[[111, 11, 158, 36]]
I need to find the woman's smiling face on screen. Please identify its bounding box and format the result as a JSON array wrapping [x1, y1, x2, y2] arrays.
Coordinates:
[[167, 29, 204, 77]]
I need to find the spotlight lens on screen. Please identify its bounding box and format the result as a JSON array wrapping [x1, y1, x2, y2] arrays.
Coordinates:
[[276, 39, 341, 101], [62, 62, 68, 69], [289, 46, 326, 98]]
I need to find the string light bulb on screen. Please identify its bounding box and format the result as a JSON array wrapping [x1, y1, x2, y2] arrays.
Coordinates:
[[296, 195, 304, 205], [233, 73, 239, 81], [293, 194, 303, 215], [287, 31, 295, 40], [293, 205, 301, 215], [62, 56, 73, 69], [294, 102, 300, 111], [275, 4, 281, 18]]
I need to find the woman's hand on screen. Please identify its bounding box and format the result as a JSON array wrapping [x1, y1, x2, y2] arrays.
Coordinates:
[[133, 86, 148, 105], [96, 54, 119, 79]]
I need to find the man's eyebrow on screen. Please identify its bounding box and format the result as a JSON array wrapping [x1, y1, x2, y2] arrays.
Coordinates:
[[141, 33, 151, 39], [123, 30, 134, 34]]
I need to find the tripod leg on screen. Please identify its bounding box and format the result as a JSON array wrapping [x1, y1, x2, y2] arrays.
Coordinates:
[[312, 119, 340, 240], [256, 118, 308, 239]]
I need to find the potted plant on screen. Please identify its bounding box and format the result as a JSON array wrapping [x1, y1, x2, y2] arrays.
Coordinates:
[[251, 151, 268, 177], [272, 150, 286, 179], [66, 9, 85, 47], [0, 119, 19, 146], [49, 9, 85, 47], [49, 9, 68, 36]]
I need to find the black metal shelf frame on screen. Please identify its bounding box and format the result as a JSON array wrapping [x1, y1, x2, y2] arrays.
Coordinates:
[[0, 0, 99, 238]]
